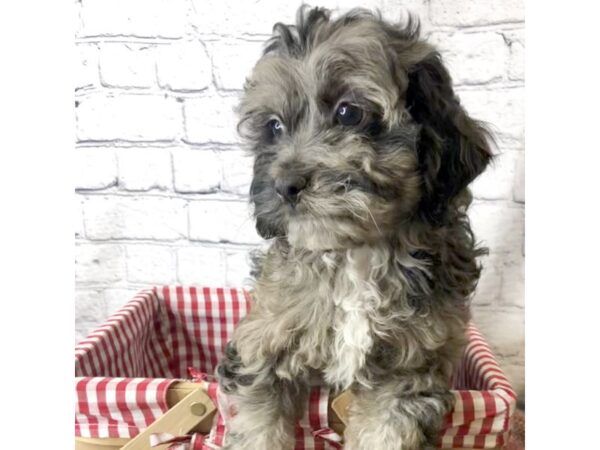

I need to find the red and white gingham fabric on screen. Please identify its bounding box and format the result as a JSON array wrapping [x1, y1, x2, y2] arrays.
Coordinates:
[[75, 286, 516, 449]]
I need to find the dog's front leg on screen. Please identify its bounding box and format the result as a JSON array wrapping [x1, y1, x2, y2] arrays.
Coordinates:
[[217, 342, 307, 450], [343, 375, 454, 450]]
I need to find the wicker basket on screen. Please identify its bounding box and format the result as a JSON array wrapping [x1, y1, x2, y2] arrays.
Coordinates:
[[75, 286, 516, 449]]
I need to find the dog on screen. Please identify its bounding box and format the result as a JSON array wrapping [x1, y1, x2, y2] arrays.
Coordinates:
[[216, 6, 492, 450]]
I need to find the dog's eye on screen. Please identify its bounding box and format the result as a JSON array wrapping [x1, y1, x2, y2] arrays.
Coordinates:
[[336, 103, 363, 126], [267, 118, 284, 138]]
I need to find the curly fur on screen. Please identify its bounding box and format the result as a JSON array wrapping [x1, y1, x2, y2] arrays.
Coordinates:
[[217, 6, 492, 450]]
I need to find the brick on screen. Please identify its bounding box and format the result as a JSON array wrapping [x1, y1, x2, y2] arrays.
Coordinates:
[[470, 151, 518, 200], [125, 244, 176, 284], [99, 43, 156, 89], [76, 44, 99, 90], [474, 251, 524, 309], [177, 246, 226, 286], [104, 288, 142, 315], [172, 149, 221, 193], [190, 0, 383, 37], [471, 307, 524, 360], [157, 40, 212, 92], [468, 203, 524, 255], [75, 289, 108, 323], [471, 253, 501, 307], [225, 248, 253, 287], [184, 95, 240, 144], [503, 29, 525, 81], [76, 93, 181, 142], [75, 147, 117, 190], [75, 197, 85, 239], [76, 323, 95, 343], [429, 0, 524, 27], [189, 1, 296, 36], [83, 196, 187, 240], [513, 152, 525, 203], [457, 87, 524, 147], [189, 200, 261, 244], [221, 150, 253, 196], [377, 0, 430, 29], [208, 39, 264, 90], [429, 31, 508, 85], [75, 0, 83, 37], [80, 0, 188, 38], [117, 147, 172, 191], [76, 244, 126, 283], [499, 253, 524, 309]]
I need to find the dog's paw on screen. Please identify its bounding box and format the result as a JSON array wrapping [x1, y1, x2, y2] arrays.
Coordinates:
[[216, 341, 256, 393]]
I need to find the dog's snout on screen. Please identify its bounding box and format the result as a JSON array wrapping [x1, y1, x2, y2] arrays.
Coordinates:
[[275, 176, 307, 204]]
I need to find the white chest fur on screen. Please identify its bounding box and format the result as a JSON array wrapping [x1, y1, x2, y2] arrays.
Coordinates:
[[323, 247, 378, 390]]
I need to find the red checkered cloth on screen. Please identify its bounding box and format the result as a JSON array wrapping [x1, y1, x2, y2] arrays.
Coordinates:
[[75, 286, 517, 449]]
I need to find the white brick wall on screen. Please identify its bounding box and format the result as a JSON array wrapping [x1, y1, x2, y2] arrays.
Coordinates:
[[75, 0, 525, 398]]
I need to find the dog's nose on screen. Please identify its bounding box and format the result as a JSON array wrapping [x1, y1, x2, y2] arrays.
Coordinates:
[[275, 176, 307, 204]]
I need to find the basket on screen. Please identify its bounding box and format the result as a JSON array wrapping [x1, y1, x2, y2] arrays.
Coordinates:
[[75, 286, 517, 449]]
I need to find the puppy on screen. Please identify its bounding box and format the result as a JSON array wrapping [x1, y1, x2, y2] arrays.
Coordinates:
[[217, 6, 492, 450]]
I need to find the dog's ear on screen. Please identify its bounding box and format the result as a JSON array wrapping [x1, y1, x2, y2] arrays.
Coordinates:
[[405, 50, 493, 225]]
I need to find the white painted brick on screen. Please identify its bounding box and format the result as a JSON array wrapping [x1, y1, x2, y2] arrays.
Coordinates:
[[429, 31, 508, 85], [76, 244, 126, 282], [125, 244, 176, 284], [471, 307, 524, 360], [75, 197, 85, 239], [80, 0, 188, 38], [471, 253, 501, 307], [76, 322, 98, 343], [99, 43, 156, 89], [76, 289, 108, 323], [429, 0, 524, 27], [468, 203, 524, 255], [75, 147, 116, 190], [76, 44, 99, 90], [377, 0, 430, 29], [225, 248, 254, 287], [189, 200, 260, 244], [503, 29, 525, 81], [104, 288, 143, 315], [457, 87, 524, 147], [499, 253, 524, 309], [177, 246, 226, 286], [75, 0, 83, 38], [172, 149, 221, 193], [190, 0, 402, 37], [470, 151, 517, 200], [474, 251, 524, 309], [221, 150, 253, 196], [208, 39, 264, 91], [513, 152, 525, 203], [184, 95, 239, 144], [77, 93, 181, 142], [157, 40, 212, 92], [117, 147, 172, 191], [189, 1, 299, 36], [83, 196, 187, 240]]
